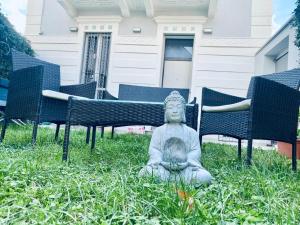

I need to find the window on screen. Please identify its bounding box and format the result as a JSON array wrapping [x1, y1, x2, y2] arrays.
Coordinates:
[[164, 39, 193, 61]]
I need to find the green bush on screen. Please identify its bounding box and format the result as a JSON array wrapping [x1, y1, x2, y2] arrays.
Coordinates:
[[0, 9, 34, 78]]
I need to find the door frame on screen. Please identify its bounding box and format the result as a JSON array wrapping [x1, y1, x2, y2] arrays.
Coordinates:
[[161, 35, 195, 88]]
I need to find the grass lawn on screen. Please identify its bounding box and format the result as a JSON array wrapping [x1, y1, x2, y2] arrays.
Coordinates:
[[0, 126, 300, 224]]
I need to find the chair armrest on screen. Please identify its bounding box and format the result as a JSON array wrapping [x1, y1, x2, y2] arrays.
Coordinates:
[[60, 81, 97, 99], [250, 77, 299, 140], [42, 90, 89, 101], [201, 87, 246, 107], [202, 99, 251, 112]]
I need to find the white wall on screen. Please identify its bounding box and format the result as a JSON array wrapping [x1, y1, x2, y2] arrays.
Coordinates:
[[118, 15, 157, 37], [205, 0, 252, 38], [42, 0, 77, 36], [251, 0, 273, 38], [193, 38, 266, 99]]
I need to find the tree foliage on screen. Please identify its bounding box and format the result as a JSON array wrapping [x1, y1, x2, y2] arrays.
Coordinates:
[[293, 0, 300, 49], [0, 9, 34, 78]]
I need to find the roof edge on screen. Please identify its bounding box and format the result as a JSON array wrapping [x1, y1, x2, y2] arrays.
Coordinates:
[[256, 17, 294, 55]]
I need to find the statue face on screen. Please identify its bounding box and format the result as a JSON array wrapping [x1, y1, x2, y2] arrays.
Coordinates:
[[165, 100, 185, 123]]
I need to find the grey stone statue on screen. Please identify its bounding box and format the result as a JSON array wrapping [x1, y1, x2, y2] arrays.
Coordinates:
[[139, 91, 212, 186]]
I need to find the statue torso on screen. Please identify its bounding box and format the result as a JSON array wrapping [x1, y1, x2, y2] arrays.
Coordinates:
[[159, 124, 191, 163]]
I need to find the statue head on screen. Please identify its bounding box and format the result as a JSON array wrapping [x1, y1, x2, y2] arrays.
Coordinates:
[[164, 91, 186, 123]]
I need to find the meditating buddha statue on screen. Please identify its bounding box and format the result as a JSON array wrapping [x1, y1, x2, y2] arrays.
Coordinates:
[[139, 91, 212, 186]]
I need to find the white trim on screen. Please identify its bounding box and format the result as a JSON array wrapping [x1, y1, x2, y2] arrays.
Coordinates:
[[117, 0, 130, 17], [144, 0, 154, 17], [208, 0, 218, 19], [57, 0, 77, 18], [76, 16, 122, 24], [154, 16, 207, 24]]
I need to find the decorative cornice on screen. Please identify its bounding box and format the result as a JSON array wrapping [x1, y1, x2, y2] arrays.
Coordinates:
[[154, 16, 208, 24], [76, 16, 123, 23]]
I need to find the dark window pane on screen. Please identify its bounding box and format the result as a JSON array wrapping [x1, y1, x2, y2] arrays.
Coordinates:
[[164, 39, 193, 61]]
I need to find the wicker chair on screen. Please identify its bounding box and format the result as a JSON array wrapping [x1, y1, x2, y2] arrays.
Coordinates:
[[199, 69, 300, 170], [94, 84, 193, 141], [0, 50, 96, 144]]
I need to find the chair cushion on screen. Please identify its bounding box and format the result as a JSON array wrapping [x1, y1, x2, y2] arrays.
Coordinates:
[[202, 99, 251, 112], [0, 100, 6, 107], [42, 90, 89, 101]]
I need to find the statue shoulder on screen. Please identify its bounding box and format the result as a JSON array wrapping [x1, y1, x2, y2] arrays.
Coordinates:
[[152, 124, 166, 135], [183, 124, 198, 135]]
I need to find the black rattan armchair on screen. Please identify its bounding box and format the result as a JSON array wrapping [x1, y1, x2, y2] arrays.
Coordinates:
[[200, 69, 300, 170], [0, 50, 96, 144]]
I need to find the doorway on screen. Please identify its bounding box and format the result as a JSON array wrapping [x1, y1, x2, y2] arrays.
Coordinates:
[[162, 36, 194, 89], [81, 32, 111, 98]]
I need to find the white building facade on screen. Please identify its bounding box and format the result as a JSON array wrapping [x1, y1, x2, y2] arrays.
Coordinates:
[[255, 18, 300, 74], [25, 0, 273, 100]]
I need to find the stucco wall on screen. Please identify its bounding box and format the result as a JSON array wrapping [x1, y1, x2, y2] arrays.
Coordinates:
[[205, 0, 252, 37], [42, 0, 77, 36], [118, 15, 157, 37]]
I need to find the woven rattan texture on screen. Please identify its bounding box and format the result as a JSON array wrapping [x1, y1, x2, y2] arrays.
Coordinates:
[[118, 84, 190, 102], [247, 68, 300, 98], [5, 66, 43, 120], [67, 99, 198, 130]]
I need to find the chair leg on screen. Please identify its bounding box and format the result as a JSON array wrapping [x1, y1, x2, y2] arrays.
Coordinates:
[[62, 121, 71, 161], [91, 126, 96, 150], [0, 119, 8, 142], [199, 135, 202, 146], [111, 126, 115, 139], [246, 139, 253, 165], [101, 126, 104, 138], [55, 124, 60, 141], [32, 120, 39, 145], [86, 126, 91, 144], [238, 139, 242, 160], [292, 142, 297, 171]]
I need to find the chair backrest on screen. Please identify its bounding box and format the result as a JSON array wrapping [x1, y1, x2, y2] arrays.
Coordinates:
[[118, 84, 190, 103], [11, 49, 60, 91], [247, 68, 300, 98], [261, 68, 300, 90]]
